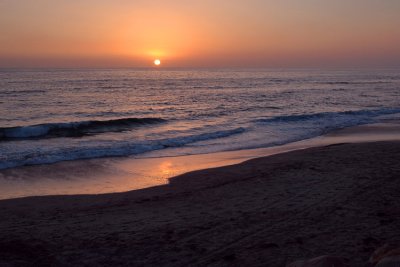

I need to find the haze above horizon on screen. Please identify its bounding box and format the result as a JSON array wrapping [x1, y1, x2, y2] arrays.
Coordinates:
[[1, 0, 400, 68]]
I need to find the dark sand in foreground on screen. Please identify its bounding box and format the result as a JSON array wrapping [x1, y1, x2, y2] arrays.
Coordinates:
[[1, 141, 400, 266]]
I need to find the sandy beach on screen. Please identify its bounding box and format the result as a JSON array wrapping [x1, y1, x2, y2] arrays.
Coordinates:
[[1, 139, 400, 266]]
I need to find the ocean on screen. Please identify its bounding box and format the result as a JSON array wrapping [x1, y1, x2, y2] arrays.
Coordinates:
[[1, 68, 400, 170]]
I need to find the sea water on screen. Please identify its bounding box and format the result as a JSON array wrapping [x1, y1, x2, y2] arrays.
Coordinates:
[[1, 68, 400, 169]]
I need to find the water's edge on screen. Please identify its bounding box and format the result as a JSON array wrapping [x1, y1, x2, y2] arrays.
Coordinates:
[[1, 120, 399, 200]]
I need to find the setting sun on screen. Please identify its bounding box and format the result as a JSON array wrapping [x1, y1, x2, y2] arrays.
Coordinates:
[[154, 59, 161, 66]]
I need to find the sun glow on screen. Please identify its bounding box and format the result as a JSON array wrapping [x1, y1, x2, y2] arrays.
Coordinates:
[[154, 59, 161, 66]]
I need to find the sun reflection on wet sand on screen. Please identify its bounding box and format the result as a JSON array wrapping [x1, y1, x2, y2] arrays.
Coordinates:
[[159, 161, 175, 177]]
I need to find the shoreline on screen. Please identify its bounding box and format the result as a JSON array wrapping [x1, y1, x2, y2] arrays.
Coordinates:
[[1, 120, 400, 200], [1, 141, 400, 266]]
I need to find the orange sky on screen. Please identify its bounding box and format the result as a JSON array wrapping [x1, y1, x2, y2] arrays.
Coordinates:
[[1, 0, 400, 68]]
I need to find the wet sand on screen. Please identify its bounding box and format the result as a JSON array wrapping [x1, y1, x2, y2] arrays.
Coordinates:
[[1, 140, 400, 266]]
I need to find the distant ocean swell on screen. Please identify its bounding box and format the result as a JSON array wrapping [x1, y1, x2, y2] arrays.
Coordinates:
[[0, 117, 166, 141], [254, 108, 400, 124]]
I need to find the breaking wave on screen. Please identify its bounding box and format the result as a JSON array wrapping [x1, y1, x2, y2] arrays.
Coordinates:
[[0, 127, 246, 169], [0, 117, 166, 141]]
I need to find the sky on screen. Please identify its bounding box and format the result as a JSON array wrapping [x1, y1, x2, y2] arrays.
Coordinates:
[[1, 0, 400, 68]]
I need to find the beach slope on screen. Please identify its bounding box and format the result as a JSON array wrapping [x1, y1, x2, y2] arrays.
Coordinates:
[[1, 141, 400, 266]]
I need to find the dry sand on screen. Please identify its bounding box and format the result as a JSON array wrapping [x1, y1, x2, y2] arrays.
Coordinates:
[[0, 141, 400, 266]]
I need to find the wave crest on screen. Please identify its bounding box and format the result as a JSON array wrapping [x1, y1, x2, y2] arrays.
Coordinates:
[[0, 117, 166, 141]]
